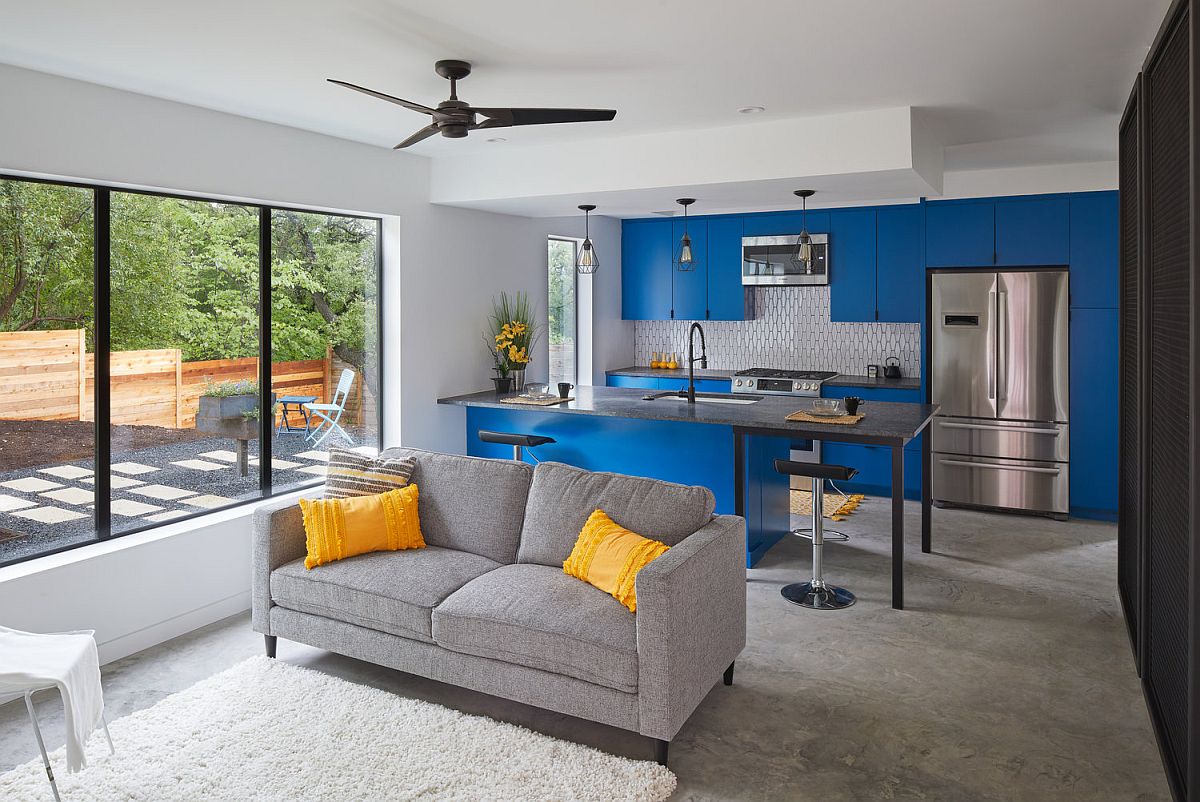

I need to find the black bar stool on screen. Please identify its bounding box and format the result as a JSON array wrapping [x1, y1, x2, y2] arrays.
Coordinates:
[[478, 430, 556, 461], [774, 459, 859, 610]]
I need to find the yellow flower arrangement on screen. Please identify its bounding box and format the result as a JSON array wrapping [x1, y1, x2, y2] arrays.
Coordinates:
[[484, 292, 542, 379]]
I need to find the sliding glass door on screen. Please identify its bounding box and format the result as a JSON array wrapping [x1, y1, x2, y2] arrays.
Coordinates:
[[0, 175, 383, 567]]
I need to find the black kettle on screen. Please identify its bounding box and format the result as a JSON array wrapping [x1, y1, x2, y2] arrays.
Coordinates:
[[883, 357, 902, 379]]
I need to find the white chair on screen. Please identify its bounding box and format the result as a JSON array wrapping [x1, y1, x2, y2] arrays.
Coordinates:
[[0, 626, 114, 801], [304, 368, 356, 447]]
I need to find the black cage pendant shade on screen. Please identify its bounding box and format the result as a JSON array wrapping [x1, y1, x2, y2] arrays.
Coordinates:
[[674, 198, 698, 272], [791, 189, 816, 273], [577, 204, 598, 274]]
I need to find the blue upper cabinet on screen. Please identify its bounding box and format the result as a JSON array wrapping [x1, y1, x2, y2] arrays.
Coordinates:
[[671, 218, 708, 320], [829, 208, 877, 322], [994, 196, 1069, 266], [621, 219, 673, 320], [925, 201, 994, 267], [707, 216, 747, 320], [1068, 191, 1119, 308], [875, 205, 922, 323], [743, 210, 829, 237]]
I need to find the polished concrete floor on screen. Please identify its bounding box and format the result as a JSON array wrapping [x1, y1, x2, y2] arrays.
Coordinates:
[[0, 500, 1171, 801]]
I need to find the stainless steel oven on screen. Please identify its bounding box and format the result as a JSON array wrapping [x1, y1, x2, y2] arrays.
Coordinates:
[[742, 234, 829, 285]]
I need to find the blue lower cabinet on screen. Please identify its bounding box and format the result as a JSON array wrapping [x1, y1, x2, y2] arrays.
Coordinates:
[[464, 407, 788, 567], [1069, 308, 1118, 519], [822, 385, 921, 404], [606, 374, 659, 390], [818, 442, 921, 500]]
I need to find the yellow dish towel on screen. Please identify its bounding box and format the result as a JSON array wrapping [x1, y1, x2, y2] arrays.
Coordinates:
[[789, 489, 865, 522]]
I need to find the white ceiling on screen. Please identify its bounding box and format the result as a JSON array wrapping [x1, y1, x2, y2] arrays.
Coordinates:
[[0, 0, 1168, 209]]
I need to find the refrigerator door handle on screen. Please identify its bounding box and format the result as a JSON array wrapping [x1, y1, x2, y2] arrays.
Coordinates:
[[938, 458, 1062, 475], [987, 290, 997, 400], [997, 290, 1008, 401], [939, 421, 1062, 436]]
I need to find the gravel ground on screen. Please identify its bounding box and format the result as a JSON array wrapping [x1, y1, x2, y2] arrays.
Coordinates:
[[0, 424, 375, 566]]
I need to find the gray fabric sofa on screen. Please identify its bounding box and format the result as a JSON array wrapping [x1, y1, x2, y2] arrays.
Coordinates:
[[251, 448, 747, 764]]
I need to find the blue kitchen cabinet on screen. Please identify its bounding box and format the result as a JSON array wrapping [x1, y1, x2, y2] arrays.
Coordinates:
[[995, 196, 1070, 266], [659, 378, 732, 394], [1069, 191, 1119, 308], [818, 442, 922, 500], [875, 205, 923, 323], [742, 209, 833, 237], [606, 374, 659, 390], [707, 216, 748, 320], [671, 218, 708, 320], [1069, 307, 1118, 519], [621, 219, 673, 320], [829, 208, 877, 323], [925, 201, 995, 267]]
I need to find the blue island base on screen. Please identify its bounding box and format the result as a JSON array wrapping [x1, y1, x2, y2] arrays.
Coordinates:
[[466, 407, 791, 567]]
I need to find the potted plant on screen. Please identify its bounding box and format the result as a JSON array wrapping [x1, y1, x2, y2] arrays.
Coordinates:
[[485, 291, 541, 393]]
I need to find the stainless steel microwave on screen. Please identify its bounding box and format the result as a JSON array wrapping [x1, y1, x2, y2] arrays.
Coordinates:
[[741, 234, 829, 285]]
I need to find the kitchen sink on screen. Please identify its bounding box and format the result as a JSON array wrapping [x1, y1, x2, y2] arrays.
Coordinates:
[[642, 391, 763, 405]]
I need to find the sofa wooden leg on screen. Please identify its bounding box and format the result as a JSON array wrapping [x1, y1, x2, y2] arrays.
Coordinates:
[[264, 635, 277, 658], [653, 738, 669, 766], [723, 661, 735, 686]]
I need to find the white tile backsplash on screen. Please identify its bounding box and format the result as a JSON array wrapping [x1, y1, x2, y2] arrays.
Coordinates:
[[633, 286, 920, 376]]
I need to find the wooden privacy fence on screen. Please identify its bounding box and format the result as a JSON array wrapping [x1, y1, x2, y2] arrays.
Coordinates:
[[0, 329, 361, 430]]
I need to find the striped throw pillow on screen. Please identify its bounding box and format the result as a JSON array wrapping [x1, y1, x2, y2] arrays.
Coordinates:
[[324, 448, 417, 499]]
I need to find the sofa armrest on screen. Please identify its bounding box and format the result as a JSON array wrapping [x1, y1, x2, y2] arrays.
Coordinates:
[[634, 514, 746, 741], [251, 498, 307, 634]]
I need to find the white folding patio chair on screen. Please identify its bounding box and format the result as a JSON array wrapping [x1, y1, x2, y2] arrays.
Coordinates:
[[0, 626, 114, 802], [304, 368, 356, 447]]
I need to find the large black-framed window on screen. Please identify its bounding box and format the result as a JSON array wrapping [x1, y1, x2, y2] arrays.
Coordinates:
[[0, 174, 384, 568]]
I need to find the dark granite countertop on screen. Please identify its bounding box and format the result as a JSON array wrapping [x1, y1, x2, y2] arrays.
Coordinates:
[[439, 385, 937, 445], [605, 366, 921, 391], [828, 374, 922, 391]]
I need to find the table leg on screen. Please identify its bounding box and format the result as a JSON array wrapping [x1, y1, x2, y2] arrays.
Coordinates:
[[922, 428, 932, 554], [235, 439, 248, 477], [892, 445, 904, 610], [733, 428, 745, 518]]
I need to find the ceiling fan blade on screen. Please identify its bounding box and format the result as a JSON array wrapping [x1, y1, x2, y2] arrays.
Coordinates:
[[394, 124, 440, 149], [470, 107, 617, 128], [328, 79, 437, 116]]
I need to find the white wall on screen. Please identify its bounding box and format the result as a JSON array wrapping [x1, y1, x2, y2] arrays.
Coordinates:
[[0, 63, 542, 663]]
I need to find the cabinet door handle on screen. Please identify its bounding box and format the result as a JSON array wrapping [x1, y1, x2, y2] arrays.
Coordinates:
[[939, 421, 1061, 436], [938, 458, 1060, 475]]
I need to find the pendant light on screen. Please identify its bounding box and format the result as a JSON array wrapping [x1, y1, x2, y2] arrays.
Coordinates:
[[576, 204, 598, 274], [673, 198, 698, 272], [791, 189, 816, 273]]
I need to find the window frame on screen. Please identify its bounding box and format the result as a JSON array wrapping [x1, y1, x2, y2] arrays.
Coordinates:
[[0, 173, 385, 568], [547, 235, 579, 388]]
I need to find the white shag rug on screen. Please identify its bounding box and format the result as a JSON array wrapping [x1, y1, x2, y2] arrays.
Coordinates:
[[0, 656, 676, 802]]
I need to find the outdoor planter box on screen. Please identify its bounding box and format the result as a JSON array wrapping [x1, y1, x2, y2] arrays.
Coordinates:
[[196, 394, 259, 442]]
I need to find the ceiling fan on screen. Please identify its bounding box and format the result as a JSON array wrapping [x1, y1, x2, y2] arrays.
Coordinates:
[[328, 60, 617, 149]]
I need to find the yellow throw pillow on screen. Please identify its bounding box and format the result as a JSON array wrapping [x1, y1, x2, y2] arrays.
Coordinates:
[[299, 484, 425, 569], [563, 509, 670, 613]]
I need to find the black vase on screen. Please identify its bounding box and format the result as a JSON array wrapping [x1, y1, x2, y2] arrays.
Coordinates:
[[492, 376, 514, 394]]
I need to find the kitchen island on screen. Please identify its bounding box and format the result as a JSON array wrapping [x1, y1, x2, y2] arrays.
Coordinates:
[[438, 386, 937, 608]]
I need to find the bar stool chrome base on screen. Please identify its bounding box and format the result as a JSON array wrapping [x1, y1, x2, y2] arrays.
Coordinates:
[[781, 581, 856, 610], [790, 527, 850, 542]]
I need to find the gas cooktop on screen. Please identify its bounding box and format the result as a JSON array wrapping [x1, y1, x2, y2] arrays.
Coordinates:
[[733, 368, 838, 381], [731, 368, 838, 397]]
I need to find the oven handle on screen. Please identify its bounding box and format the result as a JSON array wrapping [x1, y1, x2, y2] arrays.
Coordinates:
[[938, 458, 1061, 475], [938, 421, 1062, 436]]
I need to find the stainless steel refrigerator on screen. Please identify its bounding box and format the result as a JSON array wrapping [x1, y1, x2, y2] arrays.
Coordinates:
[[930, 270, 1069, 517]]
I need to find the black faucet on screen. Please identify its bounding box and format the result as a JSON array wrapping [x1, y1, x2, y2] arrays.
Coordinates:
[[686, 322, 708, 403]]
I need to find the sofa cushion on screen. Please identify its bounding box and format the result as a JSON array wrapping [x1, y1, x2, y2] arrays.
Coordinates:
[[432, 563, 638, 693], [270, 546, 502, 642], [516, 461, 715, 567], [378, 447, 533, 564]]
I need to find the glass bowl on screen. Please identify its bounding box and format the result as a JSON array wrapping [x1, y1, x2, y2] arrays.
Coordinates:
[[811, 398, 843, 415]]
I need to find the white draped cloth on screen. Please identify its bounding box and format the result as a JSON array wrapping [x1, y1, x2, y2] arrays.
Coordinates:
[[0, 625, 105, 772]]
